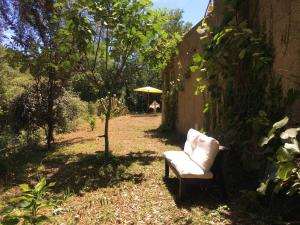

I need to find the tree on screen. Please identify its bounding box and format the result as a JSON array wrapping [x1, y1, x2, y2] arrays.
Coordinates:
[[0, 0, 81, 150], [164, 9, 192, 35], [67, 0, 180, 157]]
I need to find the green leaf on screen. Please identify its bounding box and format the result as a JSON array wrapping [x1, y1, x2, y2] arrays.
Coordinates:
[[2, 218, 20, 225], [47, 182, 56, 188], [272, 116, 289, 130], [53, 2, 65, 8], [260, 134, 275, 147], [10, 196, 29, 202], [18, 200, 32, 208], [257, 180, 269, 195], [190, 66, 199, 73], [193, 53, 202, 63], [19, 184, 31, 192], [284, 142, 299, 153], [287, 182, 300, 196], [34, 215, 51, 223], [35, 178, 47, 192], [242, 28, 253, 34], [280, 128, 299, 139], [276, 162, 295, 181], [276, 147, 293, 162], [0, 206, 14, 215]]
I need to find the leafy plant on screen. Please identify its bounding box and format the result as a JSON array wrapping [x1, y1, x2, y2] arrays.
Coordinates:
[[258, 117, 300, 197], [97, 96, 128, 120], [88, 117, 96, 131], [0, 178, 55, 225]]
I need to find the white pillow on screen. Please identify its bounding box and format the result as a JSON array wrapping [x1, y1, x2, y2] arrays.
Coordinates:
[[184, 129, 201, 156], [190, 133, 219, 171]]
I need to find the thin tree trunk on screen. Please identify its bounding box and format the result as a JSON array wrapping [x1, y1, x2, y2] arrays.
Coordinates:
[[104, 96, 112, 158], [46, 75, 55, 151]]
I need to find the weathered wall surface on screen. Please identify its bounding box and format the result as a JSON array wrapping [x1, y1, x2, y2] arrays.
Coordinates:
[[162, 0, 300, 135], [162, 21, 206, 134], [249, 0, 300, 125]]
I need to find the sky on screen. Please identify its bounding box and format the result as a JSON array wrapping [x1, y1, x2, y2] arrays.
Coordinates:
[[152, 0, 210, 26], [2, 0, 210, 45]]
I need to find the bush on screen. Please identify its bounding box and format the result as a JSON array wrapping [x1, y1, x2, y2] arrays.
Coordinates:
[[87, 101, 97, 116], [88, 116, 96, 131], [258, 117, 300, 197], [55, 91, 87, 133], [16, 129, 42, 148], [0, 178, 55, 224], [96, 96, 128, 119], [10, 84, 87, 135]]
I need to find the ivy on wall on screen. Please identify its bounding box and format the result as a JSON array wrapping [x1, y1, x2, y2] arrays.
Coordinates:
[[192, 20, 285, 182]]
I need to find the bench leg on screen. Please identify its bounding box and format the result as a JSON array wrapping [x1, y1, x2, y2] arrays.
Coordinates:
[[165, 159, 169, 179], [179, 178, 185, 200]]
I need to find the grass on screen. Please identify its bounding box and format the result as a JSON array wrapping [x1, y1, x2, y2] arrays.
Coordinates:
[[0, 114, 264, 224]]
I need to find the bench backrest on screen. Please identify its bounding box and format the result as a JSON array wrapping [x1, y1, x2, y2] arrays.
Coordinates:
[[184, 129, 220, 172]]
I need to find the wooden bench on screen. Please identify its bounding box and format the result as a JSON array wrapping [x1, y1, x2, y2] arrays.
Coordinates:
[[163, 129, 227, 200]]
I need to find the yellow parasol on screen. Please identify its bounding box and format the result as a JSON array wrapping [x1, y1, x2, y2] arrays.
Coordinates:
[[133, 86, 163, 94], [133, 86, 162, 111]]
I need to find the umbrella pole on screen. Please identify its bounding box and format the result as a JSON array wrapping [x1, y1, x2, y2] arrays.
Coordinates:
[[147, 92, 150, 112]]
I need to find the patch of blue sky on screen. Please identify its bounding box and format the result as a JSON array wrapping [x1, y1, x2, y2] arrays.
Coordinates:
[[152, 0, 210, 26]]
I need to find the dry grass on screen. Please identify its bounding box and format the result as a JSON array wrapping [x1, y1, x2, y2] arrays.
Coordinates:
[[0, 114, 252, 225]]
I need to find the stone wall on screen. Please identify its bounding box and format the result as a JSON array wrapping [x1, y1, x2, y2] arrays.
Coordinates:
[[161, 21, 206, 134], [162, 0, 300, 135], [249, 0, 300, 125]]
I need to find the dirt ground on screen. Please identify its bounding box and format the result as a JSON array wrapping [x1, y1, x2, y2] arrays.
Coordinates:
[[0, 114, 252, 225]]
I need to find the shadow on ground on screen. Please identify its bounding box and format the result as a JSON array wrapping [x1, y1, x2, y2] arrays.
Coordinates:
[[163, 177, 259, 225], [0, 146, 161, 196], [144, 128, 185, 148], [49, 150, 162, 194]]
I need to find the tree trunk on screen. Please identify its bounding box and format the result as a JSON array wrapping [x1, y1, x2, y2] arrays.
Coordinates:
[[104, 96, 112, 158], [46, 76, 55, 151]]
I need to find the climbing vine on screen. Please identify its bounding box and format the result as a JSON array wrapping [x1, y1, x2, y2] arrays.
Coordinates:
[[191, 19, 286, 187]]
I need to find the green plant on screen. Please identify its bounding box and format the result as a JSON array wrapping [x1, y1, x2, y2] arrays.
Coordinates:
[[189, 19, 286, 192], [96, 96, 128, 119], [88, 117, 96, 131], [258, 117, 300, 197], [0, 178, 55, 225]]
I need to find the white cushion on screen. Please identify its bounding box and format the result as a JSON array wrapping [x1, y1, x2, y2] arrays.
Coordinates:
[[169, 156, 213, 179], [163, 150, 191, 162], [190, 133, 219, 171], [184, 129, 201, 156]]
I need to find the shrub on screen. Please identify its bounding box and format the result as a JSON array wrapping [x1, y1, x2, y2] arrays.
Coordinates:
[[258, 117, 300, 197], [96, 96, 128, 119], [87, 102, 97, 116], [88, 116, 96, 131], [16, 129, 42, 148], [10, 84, 87, 136], [0, 178, 55, 225], [55, 91, 87, 133]]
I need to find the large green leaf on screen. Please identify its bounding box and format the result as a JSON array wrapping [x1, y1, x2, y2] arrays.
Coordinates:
[[276, 147, 293, 162], [257, 180, 269, 195], [0, 206, 14, 215], [35, 178, 47, 192], [276, 162, 295, 181], [260, 133, 275, 147], [19, 184, 31, 192], [2, 218, 20, 225], [193, 53, 202, 63], [34, 215, 51, 224], [284, 142, 299, 153], [18, 200, 32, 208], [272, 116, 289, 130], [280, 128, 299, 140]]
